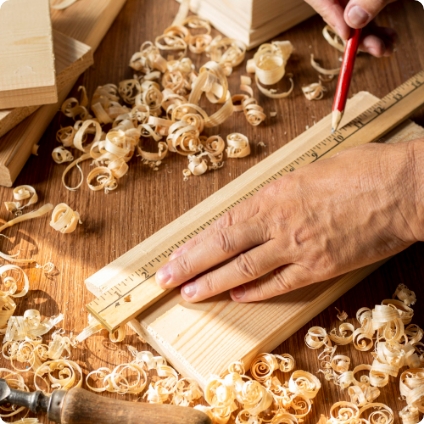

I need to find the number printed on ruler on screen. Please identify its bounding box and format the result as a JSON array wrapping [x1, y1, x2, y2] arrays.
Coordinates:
[[87, 71, 424, 332]]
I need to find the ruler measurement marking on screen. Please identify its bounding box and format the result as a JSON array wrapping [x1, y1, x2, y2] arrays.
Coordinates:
[[88, 73, 424, 327]]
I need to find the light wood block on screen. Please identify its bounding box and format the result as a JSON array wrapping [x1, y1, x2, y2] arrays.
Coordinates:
[[0, 30, 93, 138], [0, 0, 127, 187], [0, 0, 57, 108], [179, 0, 316, 49], [86, 92, 424, 389]]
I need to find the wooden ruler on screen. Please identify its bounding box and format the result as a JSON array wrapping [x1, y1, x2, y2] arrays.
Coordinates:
[[86, 71, 424, 333]]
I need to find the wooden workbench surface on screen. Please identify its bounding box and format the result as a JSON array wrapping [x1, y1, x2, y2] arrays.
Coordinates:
[[0, 0, 423, 422]]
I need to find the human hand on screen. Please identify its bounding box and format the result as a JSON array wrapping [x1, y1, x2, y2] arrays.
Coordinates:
[[156, 141, 423, 303], [304, 0, 398, 57]]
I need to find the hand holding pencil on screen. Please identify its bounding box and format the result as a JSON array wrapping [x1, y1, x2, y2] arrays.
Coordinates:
[[304, 0, 398, 57]]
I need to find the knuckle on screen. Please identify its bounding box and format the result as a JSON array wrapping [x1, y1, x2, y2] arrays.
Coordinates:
[[216, 211, 235, 229], [215, 230, 234, 254], [203, 272, 218, 295], [235, 254, 258, 280], [272, 269, 294, 293], [176, 254, 194, 276]]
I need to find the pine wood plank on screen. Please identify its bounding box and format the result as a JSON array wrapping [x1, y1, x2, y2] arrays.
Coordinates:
[[0, 30, 93, 138], [86, 91, 424, 388], [0, 0, 127, 187], [0, 0, 57, 109], [50, 0, 128, 50]]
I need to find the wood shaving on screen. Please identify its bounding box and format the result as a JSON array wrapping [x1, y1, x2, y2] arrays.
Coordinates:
[[52, 146, 74, 164], [226, 133, 250, 158], [305, 284, 423, 423], [302, 82, 327, 100], [4, 310, 63, 343], [207, 36, 246, 76], [393, 283, 417, 306], [0, 204, 53, 264], [247, 41, 295, 99], [4, 185, 38, 214], [49, 203, 82, 234], [335, 307, 348, 321], [310, 54, 340, 77], [34, 359, 82, 392], [322, 25, 346, 53]]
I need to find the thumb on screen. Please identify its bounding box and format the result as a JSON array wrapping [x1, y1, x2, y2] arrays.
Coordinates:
[[344, 1, 395, 28]]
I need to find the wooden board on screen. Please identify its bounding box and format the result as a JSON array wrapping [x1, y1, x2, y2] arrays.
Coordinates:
[[86, 91, 424, 389], [0, 0, 57, 109], [0, 0, 127, 187], [0, 30, 93, 138], [50, 0, 128, 50]]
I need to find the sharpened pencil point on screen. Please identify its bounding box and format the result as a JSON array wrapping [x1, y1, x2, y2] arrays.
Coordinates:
[[331, 110, 343, 134]]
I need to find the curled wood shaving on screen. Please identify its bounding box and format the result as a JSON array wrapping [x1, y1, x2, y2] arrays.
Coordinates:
[[34, 359, 82, 392], [207, 36, 246, 76], [52, 146, 74, 164], [256, 75, 294, 100], [322, 25, 346, 53], [4, 185, 38, 214], [226, 133, 250, 158], [252, 41, 293, 85], [302, 82, 327, 101], [0, 204, 54, 264], [4, 310, 63, 343], [335, 308, 348, 321], [50, 203, 82, 234], [305, 284, 423, 423], [61, 86, 91, 121], [56, 126, 76, 147], [0, 264, 29, 299], [310, 54, 340, 77], [393, 284, 417, 307]]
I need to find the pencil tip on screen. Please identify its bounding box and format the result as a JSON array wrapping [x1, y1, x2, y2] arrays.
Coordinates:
[[331, 128, 335, 134]]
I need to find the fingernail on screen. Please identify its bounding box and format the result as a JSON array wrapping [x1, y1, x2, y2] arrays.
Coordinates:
[[183, 282, 197, 298], [347, 6, 370, 27], [232, 285, 245, 300], [156, 265, 171, 286]]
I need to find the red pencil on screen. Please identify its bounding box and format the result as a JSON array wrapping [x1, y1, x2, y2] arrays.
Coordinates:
[[331, 28, 362, 133]]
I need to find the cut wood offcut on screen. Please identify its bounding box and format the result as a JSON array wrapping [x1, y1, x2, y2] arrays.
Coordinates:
[[0, 31, 93, 138], [0, 0, 57, 109], [86, 92, 424, 389]]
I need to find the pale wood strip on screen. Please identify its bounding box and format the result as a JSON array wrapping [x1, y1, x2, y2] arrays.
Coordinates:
[[0, 31, 93, 138], [0, 0, 57, 108]]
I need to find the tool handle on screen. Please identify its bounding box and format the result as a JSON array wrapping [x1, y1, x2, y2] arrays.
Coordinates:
[[55, 387, 211, 424]]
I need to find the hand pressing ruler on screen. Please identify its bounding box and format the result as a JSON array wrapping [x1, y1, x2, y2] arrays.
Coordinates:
[[86, 71, 424, 333]]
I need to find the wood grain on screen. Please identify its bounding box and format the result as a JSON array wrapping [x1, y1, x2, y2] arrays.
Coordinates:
[[0, 0, 126, 187], [0, 31, 93, 138], [0, 0, 422, 423], [0, 0, 57, 108]]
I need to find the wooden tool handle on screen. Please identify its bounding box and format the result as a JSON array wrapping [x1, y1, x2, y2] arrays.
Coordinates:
[[55, 387, 211, 424]]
